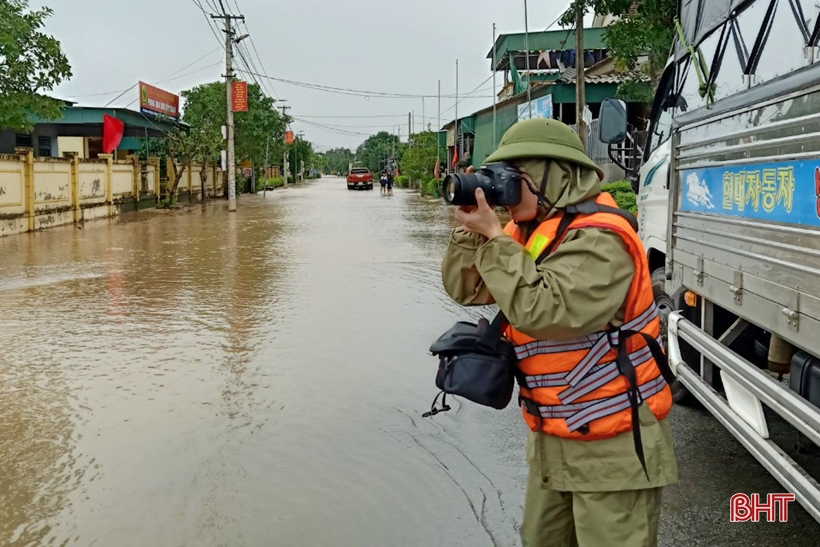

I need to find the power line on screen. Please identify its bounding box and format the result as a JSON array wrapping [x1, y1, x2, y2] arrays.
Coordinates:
[[192, 0, 228, 52], [296, 113, 438, 120], [236, 69, 495, 99], [66, 47, 220, 100], [291, 117, 377, 137], [226, 0, 281, 101], [117, 61, 221, 110]]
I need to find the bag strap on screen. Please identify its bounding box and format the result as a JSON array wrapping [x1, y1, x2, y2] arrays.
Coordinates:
[[565, 200, 639, 233]]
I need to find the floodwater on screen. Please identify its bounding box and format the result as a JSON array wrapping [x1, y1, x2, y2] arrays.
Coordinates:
[[1, 177, 819, 547]]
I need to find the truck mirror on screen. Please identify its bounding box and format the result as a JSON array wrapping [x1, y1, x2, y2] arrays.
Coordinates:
[[599, 98, 628, 144]]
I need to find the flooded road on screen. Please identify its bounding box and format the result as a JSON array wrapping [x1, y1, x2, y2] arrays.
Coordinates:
[[1, 177, 820, 546]]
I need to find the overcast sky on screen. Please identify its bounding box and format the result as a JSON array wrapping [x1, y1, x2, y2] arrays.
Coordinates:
[[33, 0, 575, 151]]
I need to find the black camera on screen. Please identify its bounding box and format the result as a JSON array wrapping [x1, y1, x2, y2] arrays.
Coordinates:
[[442, 162, 522, 207]]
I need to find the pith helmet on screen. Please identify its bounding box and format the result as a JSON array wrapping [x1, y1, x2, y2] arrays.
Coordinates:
[[485, 118, 605, 181]]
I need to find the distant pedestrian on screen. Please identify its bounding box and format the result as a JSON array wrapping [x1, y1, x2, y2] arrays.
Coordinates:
[[380, 172, 389, 195], [386, 172, 394, 196]]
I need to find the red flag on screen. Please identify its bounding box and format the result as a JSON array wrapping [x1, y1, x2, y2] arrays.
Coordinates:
[[103, 114, 125, 154], [434, 158, 440, 179], [451, 149, 458, 169]]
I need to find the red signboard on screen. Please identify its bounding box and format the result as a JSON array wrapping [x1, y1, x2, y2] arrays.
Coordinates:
[[285, 130, 294, 145], [232, 81, 248, 112], [139, 81, 179, 118]]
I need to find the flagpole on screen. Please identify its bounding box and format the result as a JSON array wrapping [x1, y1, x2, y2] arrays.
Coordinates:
[[524, 0, 532, 118], [493, 23, 498, 148], [455, 59, 459, 171]]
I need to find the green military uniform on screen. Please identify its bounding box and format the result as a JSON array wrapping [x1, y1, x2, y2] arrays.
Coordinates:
[[441, 119, 678, 547]]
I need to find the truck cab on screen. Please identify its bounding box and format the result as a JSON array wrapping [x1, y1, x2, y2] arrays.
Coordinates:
[[636, 62, 676, 276]]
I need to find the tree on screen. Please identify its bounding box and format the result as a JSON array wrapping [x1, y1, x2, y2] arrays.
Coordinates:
[[163, 128, 197, 205], [313, 152, 329, 173], [180, 84, 226, 198], [288, 137, 314, 182], [322, 147, 355, 174], [0, 1, 72, 132], [399, 131, 438, 183], [355, 131, 403, 174], [180, 81, 290, 194], [561, 0, 676, 103]]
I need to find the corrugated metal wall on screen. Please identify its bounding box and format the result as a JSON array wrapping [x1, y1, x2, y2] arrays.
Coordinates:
[[468, 83, 621, 168]]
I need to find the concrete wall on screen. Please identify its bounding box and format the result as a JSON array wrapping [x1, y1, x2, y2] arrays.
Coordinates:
[[112, 162, 134, 197], [79, 160, 107, 204], [0, 155, 26, 237], [0, 151, 227, 237], [58, 137, 86, 158]]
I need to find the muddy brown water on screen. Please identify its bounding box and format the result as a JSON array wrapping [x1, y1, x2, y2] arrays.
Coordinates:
[[1, 177, 819, 547]]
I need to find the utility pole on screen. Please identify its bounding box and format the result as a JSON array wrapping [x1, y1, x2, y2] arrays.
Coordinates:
[[455, 59, 459, 171], [212, 11, 246, 212], [408, 112, 412, 138], [263, 134, 272, 198], [492, 23, 498, 148], [280, 104, 290, 185], [576, 5, 587, 149], [295, 132, 305, 179], [437, 80, 441, 172], [422, 98, 426, 131], [524, 0, 532, 118]]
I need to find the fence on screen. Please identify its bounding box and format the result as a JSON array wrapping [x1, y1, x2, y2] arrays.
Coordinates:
[[0, 149, 225, 237]]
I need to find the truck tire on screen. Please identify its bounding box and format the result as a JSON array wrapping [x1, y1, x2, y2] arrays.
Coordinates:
[[652, 268, 696, 406]]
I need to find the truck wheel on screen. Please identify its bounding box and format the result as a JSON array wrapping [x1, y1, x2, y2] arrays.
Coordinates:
[[652, 268, 696, 406]]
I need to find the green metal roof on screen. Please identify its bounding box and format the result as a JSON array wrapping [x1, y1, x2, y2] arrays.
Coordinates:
[[30, 106, 186, 136], [488, 28, 608, 69]]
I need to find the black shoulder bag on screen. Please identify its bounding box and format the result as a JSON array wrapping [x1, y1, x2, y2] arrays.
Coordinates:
[[423, 212, 578, 418]]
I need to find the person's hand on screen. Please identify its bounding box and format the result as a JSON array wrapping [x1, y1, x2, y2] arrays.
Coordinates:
[[454, 188, 504, 240], [454, 166, 478, 215]]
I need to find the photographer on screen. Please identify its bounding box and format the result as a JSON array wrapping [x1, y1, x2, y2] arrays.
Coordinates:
[[441, 119, 678, 547]]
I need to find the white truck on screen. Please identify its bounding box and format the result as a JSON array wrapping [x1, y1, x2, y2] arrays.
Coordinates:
[[600, 0, 820, 522]]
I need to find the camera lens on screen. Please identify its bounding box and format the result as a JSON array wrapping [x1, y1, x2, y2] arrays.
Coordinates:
[[443, 177, 457, 204], [442, 172, 491, 206]]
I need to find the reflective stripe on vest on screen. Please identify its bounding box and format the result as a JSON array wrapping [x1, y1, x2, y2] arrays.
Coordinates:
[[533, 374, 668, 432], [513, 302, 658, 361]]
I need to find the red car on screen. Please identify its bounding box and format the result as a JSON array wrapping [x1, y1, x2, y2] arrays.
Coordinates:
[[347, 167, 373, 190]]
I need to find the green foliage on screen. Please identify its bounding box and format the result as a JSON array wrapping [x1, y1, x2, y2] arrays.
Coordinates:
[[399, 131, 439, 184], [601, 180, 637, 214], [356, 131, 403, 174], [320, 147, 355, 174], [0, 0, 72, 132], [137, 137, 167, 161], [180, 81, 289, 171], [289, 137, 314, 179], [394, 175, 411, 188], [560, 0, 676, 101], [420, 177, 441, 198], [264, 176, 285, 189]]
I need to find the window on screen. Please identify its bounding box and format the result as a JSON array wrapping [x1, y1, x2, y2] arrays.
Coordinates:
[[15, 134, 32, 148], [645, 66, 676, 159], [38, 137, 51, 158]]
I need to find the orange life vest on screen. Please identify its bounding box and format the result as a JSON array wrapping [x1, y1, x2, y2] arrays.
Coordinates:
[[503, 193, 673, 442]]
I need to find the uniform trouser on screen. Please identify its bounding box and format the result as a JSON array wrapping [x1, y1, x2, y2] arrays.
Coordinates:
[[520, 467, 663, 547]]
